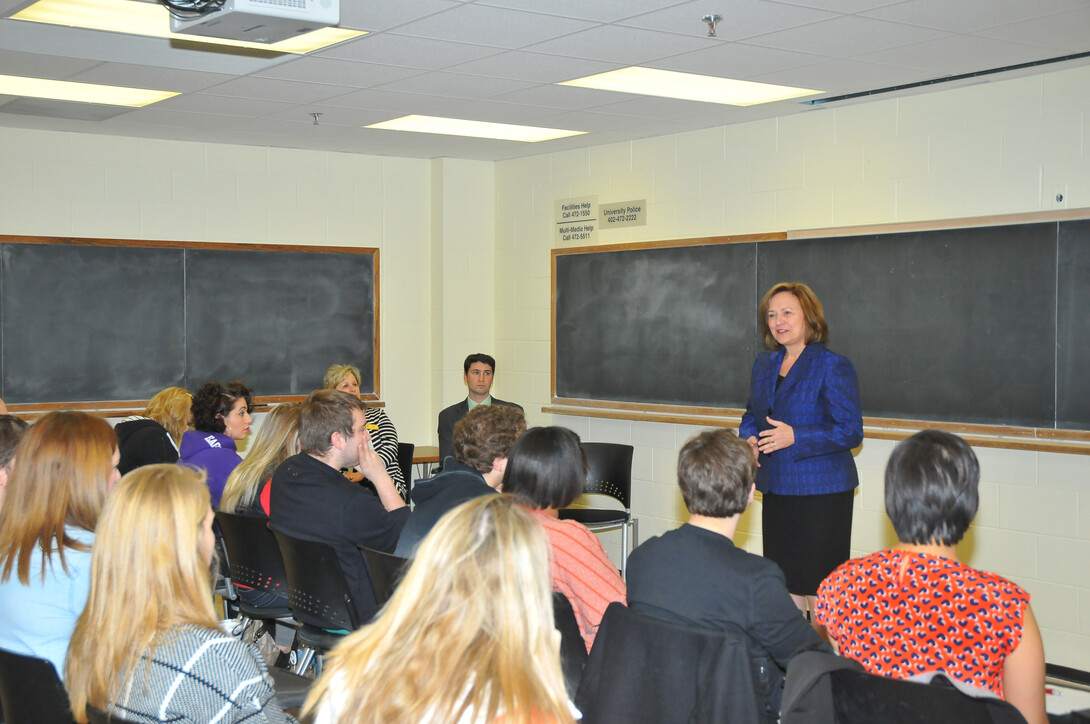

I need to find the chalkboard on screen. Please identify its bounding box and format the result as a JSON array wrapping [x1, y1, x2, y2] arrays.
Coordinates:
[[553, 218, 1090, 431], [0, 237, 377, 403]]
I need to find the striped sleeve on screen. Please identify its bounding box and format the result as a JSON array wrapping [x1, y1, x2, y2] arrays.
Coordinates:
[[365, 406, 406, 498]]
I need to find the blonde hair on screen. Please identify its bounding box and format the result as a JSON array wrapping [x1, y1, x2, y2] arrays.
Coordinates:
[[66, 465, 217, 721], [323, 363, 361, 392], [220, 403, 301, 514], [0, 411, 116, 585], [302, 495, 574, 724], [144, 387, 192, 445]]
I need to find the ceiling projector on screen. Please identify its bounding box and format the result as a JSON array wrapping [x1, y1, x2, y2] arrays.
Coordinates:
[[167, 0, 339, 44]]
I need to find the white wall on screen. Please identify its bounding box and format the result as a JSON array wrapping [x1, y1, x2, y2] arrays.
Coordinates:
[[494, 64, 1090, 670]]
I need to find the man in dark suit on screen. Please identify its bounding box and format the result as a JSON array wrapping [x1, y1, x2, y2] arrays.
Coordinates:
[[436, 353, 523, 463]]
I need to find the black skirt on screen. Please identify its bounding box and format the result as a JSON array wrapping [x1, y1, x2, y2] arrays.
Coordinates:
[[762, 489, 854, 596]]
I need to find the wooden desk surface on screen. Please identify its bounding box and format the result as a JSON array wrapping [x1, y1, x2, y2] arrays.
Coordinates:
[[412, 445, 439, 464]]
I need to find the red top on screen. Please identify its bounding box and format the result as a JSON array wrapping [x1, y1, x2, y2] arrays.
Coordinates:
[[529, 508, 626, 652], [816, 549, 1029, 697]]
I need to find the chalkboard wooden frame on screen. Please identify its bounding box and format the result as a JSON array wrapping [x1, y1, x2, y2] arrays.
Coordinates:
[[0, 235, 379, 411], [551, 210, 1090, 454]]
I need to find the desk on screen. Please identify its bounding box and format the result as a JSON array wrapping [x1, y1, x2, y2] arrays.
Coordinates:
[[412, 445, 439, 482]]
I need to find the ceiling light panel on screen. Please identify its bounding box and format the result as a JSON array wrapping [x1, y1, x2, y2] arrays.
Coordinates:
[[0, 73, 177, 106], [560, 67, 821, 106], [366, 115, 586, 142]]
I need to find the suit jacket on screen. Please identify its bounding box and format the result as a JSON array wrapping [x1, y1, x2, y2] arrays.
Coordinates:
[[739, 343, 862, 496], [436, 396, 523, 462]]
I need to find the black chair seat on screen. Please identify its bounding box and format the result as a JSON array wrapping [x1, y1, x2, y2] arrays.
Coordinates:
[[0, 648, 76, 724], [559, 508, 630, 526], [295, 624, 350, 652], [268, 667, 313, 710], [234, 600, 294, 620]]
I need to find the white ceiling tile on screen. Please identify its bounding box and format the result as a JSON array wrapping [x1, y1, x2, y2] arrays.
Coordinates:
[[474, 0, 689, 23], [197, 76, 355, 105], [857, 35, 1058, 74], [752, 57, 927, 92], [430, 99, 574, 124], [492, 84, 640, 111], [746, 14, 950, 58], [317, 88, 465, 115], [252, 57, 425, 89], [526, 24, 718, 64], [446, 51, 621, 83], [370, 71, 538, 99], [0, 49, 100, 80], [317, 33, 500, 70], [393, 4, 596, 50], [976, 8, 1090, 54], [650, 42, 829, 79], [66, 62, 236, 93], [618, 0, 838, 40], [156, 93, 296, 118], [860, 0, 1088, 33], [773, 0, 902, 12], [338, 0, 461, 32]]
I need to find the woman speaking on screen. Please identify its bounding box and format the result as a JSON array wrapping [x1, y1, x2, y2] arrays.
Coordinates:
[[739, 282, 862, 618]]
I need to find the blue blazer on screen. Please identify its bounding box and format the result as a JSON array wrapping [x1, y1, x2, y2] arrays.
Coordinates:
[[739, 343, 863, 496]]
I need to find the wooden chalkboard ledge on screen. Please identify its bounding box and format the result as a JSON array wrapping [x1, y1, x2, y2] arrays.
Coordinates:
[[544, 404, 1090, 456], [7, 395, 385, 421]]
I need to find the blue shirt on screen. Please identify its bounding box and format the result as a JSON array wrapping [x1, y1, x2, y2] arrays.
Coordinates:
[[0, 525, 95, 675]]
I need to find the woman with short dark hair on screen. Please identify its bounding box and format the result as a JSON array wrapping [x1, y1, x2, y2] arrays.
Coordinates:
[[178, 380, 253, 508], [816, 430, 1046, 724], [502, 426, 625, 651]]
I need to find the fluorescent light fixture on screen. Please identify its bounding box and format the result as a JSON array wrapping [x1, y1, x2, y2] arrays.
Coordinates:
[[560, 67, 821, 106], [12, 0, 365, 54], [0, 74, 177, 106], [366, 115, 586, 143]]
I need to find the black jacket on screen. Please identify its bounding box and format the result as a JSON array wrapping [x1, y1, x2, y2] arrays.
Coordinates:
[[115, 417, 178, 475]]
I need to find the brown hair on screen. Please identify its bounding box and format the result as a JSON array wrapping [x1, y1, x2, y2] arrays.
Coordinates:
[[0, 411, 117, 584], [143, 386, 192, 445], [299, 389, 363, 456], [758, 281, 828, 349], [677, 429, 755, 518], [453, 405, 526, 473], [0, 414, 28, 468]]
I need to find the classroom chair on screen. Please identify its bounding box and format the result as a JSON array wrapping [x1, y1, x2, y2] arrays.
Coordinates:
[[273, 530, 359, 677], [359, 546, 409, 607], [553, 592, 588, 700], [0, 648, 76, 724], [396, 441, 415, 503], [559, 442, 637, 579], [575, 602, 765, 724]]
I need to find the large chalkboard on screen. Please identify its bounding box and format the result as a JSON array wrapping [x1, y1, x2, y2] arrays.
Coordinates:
[[0, 237, 376, 403], [553, 217, 1090, 431]]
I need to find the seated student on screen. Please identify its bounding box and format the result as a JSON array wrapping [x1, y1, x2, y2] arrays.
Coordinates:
[[220, 402, 301, 518], [178, 380, 253, 508], [437, 353, 523, 465], [66, 465, 296, 724], [116, 386, 192, 475], [303, 495, 576, 724], [324, 363, 407, 499], [626, 428, 828, 717], [502, 426, 626, 652], [0, 411, 120, 676], [816, 430, 1047, 724], [395, 404, 525, 557], [270, 389, 408, 624], [0, 414, 29, 515]]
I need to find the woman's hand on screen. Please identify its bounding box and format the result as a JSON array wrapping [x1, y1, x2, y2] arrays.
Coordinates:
[[758, 417, 795, 454], [745, 436, 761, 467]]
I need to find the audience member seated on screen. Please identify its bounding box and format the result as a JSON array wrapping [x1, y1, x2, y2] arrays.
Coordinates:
[[323, 363, 406, 498], [395, 404, 525, 557], [0, 411, 120, 676], [816, 429, 1047, 724], [302, 495, 576, 724], [116, 386, 192, 475], [626, 428, 829, 718], [269, 389, 408, 624], [178, 380, 253, 508], [503, 426, 626, 652], [437, 353, 523, 464], [0, 414, 29, 515], [66, 465, 296, 723], [220, 402, 301, 518]]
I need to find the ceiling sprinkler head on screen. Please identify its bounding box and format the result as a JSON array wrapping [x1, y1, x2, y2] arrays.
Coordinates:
[[311, 112, 322, 126], [702, 14, 723, 37]]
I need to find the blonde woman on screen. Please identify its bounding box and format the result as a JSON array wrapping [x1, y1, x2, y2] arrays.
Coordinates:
[[66, 465, 296, 724], [323, 363, 406, 498], [220, 402, 301, 518], [116, 386, 193, 475], [303, 495, 576, 724], [0, 411, 121, 676]]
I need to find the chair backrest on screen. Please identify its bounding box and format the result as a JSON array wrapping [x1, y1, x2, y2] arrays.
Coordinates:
[[396, 442, 415, 502], [781, 650, 1028, 724], [360, 546, 409, 607], [580, 442, 634, 508], [552, 592, 588, 700], [0, 648, 76, 724], [214, 511, 288, 595], [272, 530, 359, 632], [575, 602, 763, 724]]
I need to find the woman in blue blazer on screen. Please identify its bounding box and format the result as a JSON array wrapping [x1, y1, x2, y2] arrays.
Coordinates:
[[739, 282, 862, 618]]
